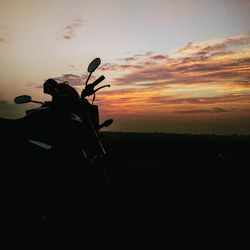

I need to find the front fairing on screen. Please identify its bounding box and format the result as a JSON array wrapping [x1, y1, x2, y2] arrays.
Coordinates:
[[22, 105, 106, 162], [79, 115, 106, 162]]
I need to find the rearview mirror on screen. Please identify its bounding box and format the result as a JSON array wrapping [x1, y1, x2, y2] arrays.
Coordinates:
[[87, 57, 101, 73], [14, 95, 32, 104]]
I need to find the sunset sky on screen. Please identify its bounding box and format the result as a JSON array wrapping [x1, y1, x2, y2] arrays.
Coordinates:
[[0, 0, 250, 134]]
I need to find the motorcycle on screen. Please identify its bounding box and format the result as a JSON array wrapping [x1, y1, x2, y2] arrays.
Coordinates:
[[0, 58, 114, 240], [12, 57, 113, 163]]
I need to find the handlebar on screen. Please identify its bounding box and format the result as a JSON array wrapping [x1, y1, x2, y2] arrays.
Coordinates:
[[92, 75, 105, 87], [81, 75, 110, 99]]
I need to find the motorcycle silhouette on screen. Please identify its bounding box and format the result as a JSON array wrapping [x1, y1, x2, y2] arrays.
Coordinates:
[[0, 58, 114, 235], [13, 57, 112, 162]]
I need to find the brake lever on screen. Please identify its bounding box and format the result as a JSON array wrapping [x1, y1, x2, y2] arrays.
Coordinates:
[[81, 76, 107, 99], [91, 85, 110, 104], [94, 85, 110, 93]]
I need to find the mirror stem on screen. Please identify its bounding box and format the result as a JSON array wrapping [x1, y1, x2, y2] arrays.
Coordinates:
[[85, 72, 92, 86]]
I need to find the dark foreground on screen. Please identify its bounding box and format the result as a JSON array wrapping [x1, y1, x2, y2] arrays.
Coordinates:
[[101, 132, 246, 249], [1, 132, 247, 249]]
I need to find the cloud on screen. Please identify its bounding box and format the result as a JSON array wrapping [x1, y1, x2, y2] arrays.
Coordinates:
[[174, 33, 250, 58], [147, 94, 250, 106], [0, 36, 10, 43], [29, 73, 89, 90], [176, 107, 230, 114], [93, 87, 250, 120], [149, 55, 169, 60], [57, 19, 84, 41], [0, 26, 11, 44], [119, 52, 153, 62], [88, 83, 250, 120], [111, 34, 250, 88], [113, 67, 173, 85], [94, 33, 250, 117], [99, 53, 169, 72], [99, 63, 143, 71], [39, 33, 250, 120], [53, 73, 89, 86]]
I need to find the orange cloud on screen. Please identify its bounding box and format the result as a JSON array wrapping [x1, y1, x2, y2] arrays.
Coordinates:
[[174, 33, 250, 58], [99, 63, 144, 71], [95, 33, 250, 118], [49, 33, 250, 121]]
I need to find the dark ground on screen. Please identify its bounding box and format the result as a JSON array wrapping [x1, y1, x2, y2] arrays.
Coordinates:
[[99, 132, 246, 249], [1, 131, 247, 249]]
